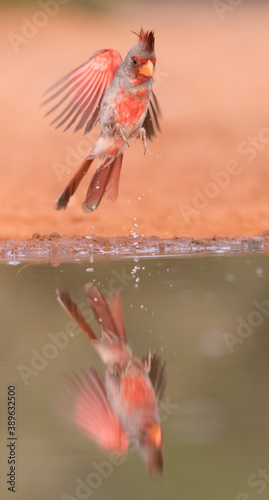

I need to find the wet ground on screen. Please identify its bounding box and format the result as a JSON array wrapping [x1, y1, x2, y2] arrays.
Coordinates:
[[1, 232, 269, 264], [1, 253, 269, 499]]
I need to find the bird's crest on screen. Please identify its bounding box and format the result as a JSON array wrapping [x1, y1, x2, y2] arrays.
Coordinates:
[[132, 28, 155, 52]]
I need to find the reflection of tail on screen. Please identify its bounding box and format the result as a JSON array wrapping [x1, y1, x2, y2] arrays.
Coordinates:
[[84, 283, 127, 342], [56, 289, 97, 341], [57, 284, 131, 365], [82, 154, 123, 213], [54, 152, 123, 212], [56, 283, 127, 344]]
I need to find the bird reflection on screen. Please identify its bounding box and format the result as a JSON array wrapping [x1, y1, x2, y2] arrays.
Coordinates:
[[56, 283, 166, 473]]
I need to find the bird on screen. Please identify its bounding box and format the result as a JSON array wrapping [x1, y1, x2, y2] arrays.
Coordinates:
[[42, 28, 161, 213], [56, 283, 165, 473]]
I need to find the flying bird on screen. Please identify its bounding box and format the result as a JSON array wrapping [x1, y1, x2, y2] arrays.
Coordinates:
[[43, 29, 161, 212], [56, 284, 165, 473]]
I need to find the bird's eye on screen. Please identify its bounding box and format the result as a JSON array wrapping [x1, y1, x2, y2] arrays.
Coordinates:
[[132, 58, 138, 65]]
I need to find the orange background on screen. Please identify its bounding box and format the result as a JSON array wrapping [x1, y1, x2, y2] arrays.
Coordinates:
[[1, 2, 269, 240]]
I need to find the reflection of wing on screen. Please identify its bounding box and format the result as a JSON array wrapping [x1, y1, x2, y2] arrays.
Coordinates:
[[142, 91, 161, 141], [70, 370, 128, 452], [42, 49, 122, 134], [148, 353, 166, 401], [85, 283, 127, 342]]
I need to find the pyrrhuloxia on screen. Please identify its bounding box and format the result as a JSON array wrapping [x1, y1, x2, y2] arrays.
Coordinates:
[[43, 29, 160, 212], [56, 283, 165, 473]]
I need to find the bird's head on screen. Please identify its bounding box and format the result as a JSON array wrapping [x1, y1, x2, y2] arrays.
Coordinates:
[[124, 28, 156, 85]]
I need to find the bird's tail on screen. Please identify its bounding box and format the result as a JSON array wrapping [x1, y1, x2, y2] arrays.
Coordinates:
[[56, 284, 127, 344], [56, 289, 97, 341], [56, 284, 130, 365], [82, 153, 123, 213], [55, 155, 95, 211], [54, 152, 123, 212], [84, 283, 127, 343]]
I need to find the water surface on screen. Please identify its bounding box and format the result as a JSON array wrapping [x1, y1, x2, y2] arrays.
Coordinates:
[[1, 255, 269, 500]]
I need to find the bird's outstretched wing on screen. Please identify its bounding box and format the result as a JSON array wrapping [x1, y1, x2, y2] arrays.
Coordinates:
[[142, 91, 161, 140], [66, 369, 129, 452], [42, 49, 122, 134]]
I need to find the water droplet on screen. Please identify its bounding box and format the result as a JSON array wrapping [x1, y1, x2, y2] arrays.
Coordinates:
[[225, 273, 235, 282]]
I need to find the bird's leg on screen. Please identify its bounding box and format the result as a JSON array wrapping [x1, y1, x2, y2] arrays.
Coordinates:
[[137, 127, 147, 155], [110, 363, 121, 379], [113, 123, 130, 147], [144, 350, 151, 373], [124, 359, 132, 374]]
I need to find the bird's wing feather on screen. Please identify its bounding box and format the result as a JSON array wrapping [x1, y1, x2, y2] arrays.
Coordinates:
[[42, 49, 122, 134], [66, 370, 128, 452], [142, 90, 161, 140]]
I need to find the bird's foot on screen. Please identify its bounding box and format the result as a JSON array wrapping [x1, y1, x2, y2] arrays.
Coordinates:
[[138, 127, 147, 155], [123, 359, 131, 375], [110, 363, 121, 379], [114, 123, 130, 147], [144, 350, 151, 373]]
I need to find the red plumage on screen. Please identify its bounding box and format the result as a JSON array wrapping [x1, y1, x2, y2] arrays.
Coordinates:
[[43, 29, 160, 212], [56, 284, 166, 473]]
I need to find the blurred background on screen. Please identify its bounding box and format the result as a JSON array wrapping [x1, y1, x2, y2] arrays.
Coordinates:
[[1, 0, 269, 239]]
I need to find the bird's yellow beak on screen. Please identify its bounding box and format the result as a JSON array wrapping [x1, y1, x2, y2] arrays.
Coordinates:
[[148, 423, 162, 447], [139, 60, 154, 78]]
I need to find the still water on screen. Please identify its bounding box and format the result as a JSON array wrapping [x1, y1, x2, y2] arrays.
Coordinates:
[[1, 254, 269, 500]]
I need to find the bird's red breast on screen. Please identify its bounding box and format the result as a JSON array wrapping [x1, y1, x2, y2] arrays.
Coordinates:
[[121, 372, 154, 412], [114, 89, 149, 127]]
